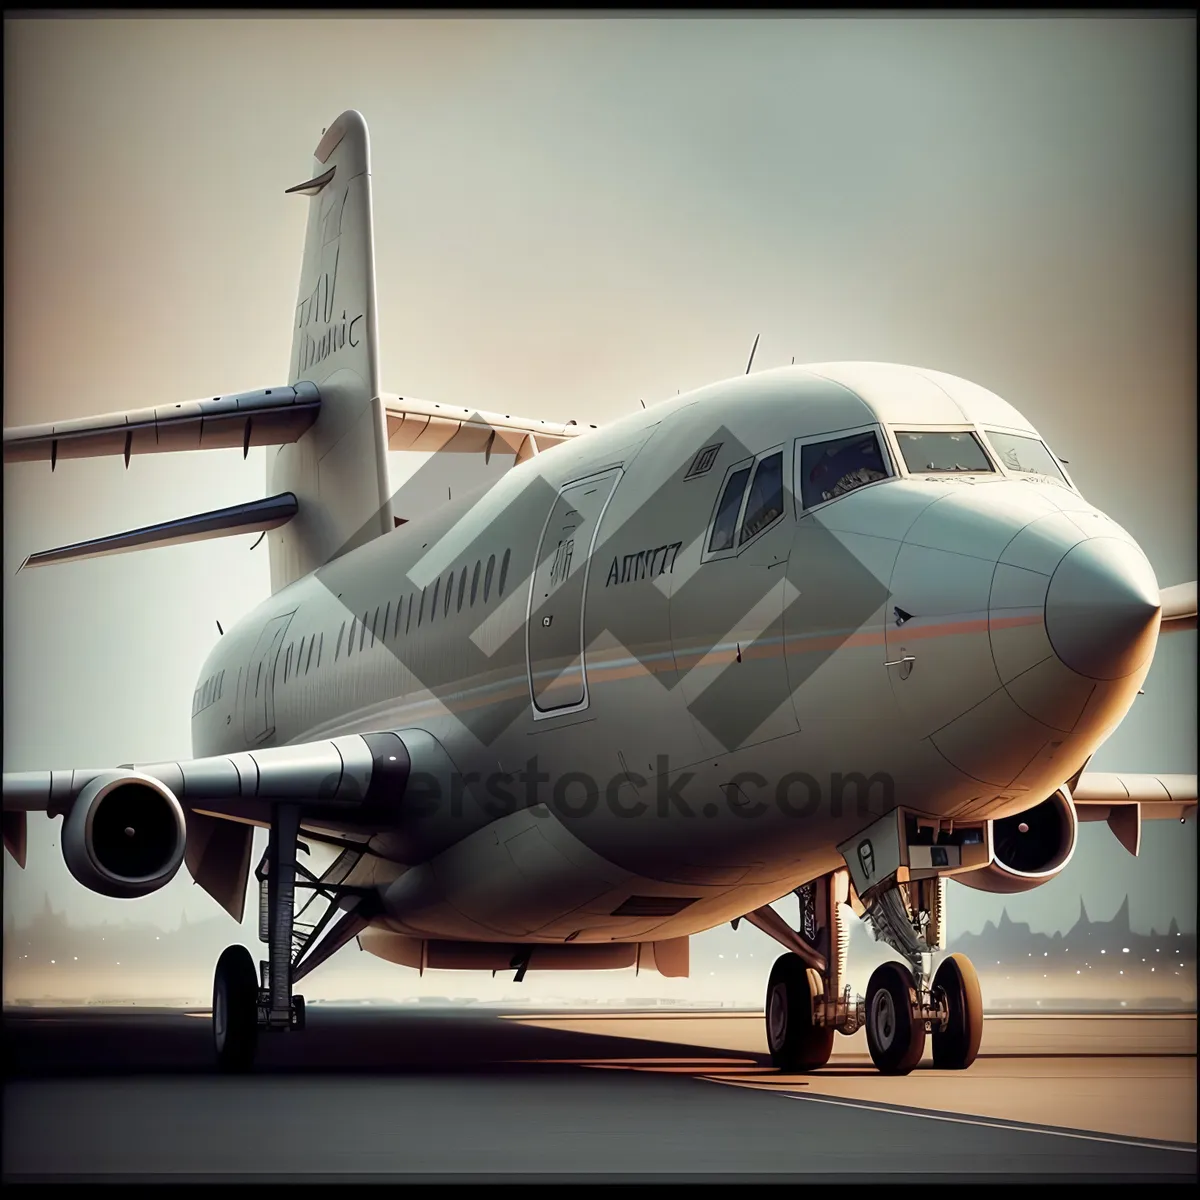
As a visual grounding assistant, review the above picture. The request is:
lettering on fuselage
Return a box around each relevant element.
[605,542,683,588]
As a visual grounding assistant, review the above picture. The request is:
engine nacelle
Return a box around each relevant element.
[956,789,1078,895]
[61,772,187,899]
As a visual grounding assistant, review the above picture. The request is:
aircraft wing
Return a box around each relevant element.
[2,384,322,467]
[383,395,594,464]
[0,730,452,919]
[1160,581,1197,633]
[1071,771,1197,856]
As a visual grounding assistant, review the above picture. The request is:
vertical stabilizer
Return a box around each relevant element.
[267,110,392,593]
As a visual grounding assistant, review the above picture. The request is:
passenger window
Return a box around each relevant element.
[383,602,391,642]
[471,561,480,606]
[283,648,290,684]
[371,606,380,645]
[317,631,324,669]
[430,581,439,623]
[335,622,346,661]
[484,554,495,602]
[444,572,454,617]
[457,566,467,613]
[708,465,752,553]
[740,452,784,544]
[419,587,426,626]
[305,636,315,674]
[360,612,368,652]
[297,638,305,673]
[800,431,889,509]
[406,594,414,634]
[499,548,511,596]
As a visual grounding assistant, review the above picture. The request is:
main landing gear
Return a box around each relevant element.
[752,807,988,1077]
[212,803,373,1072]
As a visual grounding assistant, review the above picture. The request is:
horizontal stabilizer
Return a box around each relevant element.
[1160,581,1197,633]
[4,383,321,467]
[384,395,594,463]
[19,493,298,570]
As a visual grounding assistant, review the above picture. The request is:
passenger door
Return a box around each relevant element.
[527,469,622,716]
[242,611,295,745]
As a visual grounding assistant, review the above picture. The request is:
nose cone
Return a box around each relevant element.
[1045,538,1161,680]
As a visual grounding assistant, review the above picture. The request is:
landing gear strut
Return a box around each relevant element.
[211,804,372,1071]
[843,808,988,1075]
[748,807,990,1076]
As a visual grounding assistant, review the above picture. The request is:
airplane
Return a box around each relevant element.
[3,110,1196,1077]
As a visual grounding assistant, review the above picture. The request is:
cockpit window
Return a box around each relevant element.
[708,464,752,553]
[984,430,1069,485]
[740,452,784,544]
[800,430,889,509]
[894,430,993,474]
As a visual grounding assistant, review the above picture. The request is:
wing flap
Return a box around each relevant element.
[19,493,298,570]
[3,384,321,466]
[1071,771,1196,857]
[384,395,592,458]
[184,809,256,922]
[1072,771,1197,813]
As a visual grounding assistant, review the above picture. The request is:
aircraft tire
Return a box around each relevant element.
[931,952,984,1070]
[865,961,925,1075]
[213,944,259,1073]
[765,953,835,1072]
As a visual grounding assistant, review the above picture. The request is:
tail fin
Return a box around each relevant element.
[268,110,393,593]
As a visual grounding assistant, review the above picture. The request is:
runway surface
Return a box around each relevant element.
[3,1006,1195,1182]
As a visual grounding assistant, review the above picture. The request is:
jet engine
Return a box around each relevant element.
[61,771,187,898]
[955,789,1078,895]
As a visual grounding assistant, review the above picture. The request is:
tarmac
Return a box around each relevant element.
[3,1006,1195,1182]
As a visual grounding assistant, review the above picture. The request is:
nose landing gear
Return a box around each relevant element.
[749,807,989,1077]
[845,809,987,1075]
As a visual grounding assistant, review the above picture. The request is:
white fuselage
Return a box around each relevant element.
[188,364,1160,945]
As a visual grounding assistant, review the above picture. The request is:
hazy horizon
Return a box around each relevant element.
[3,17,1196,991]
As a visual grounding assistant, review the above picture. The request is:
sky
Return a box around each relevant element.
[3,15,1196,987]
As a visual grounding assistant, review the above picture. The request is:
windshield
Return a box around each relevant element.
[800,430,889,508]
[894,430,994,474]
[985,430,1069,485]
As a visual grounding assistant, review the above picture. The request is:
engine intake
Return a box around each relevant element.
[956,789,1078,895]
[61,772,187,898]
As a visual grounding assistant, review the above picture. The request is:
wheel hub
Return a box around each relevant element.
[871,989,896,1050]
